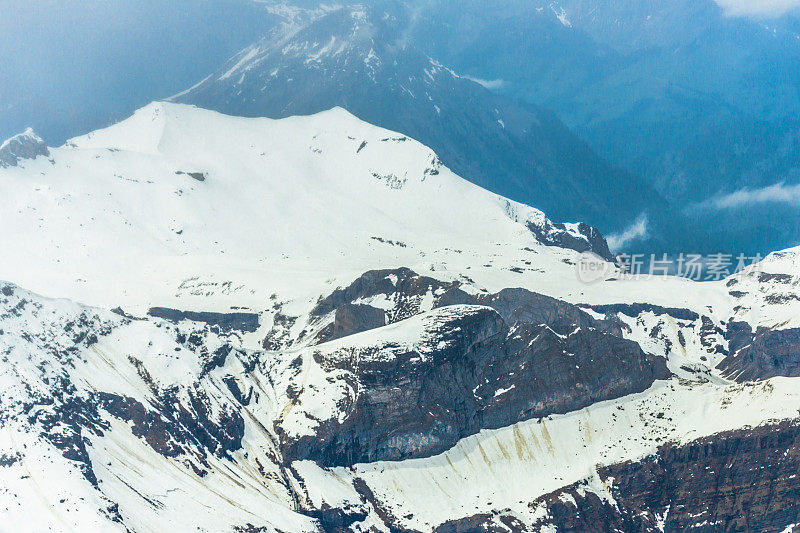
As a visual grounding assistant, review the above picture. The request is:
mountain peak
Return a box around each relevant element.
[0,128,49,168]
[203,4,410,89]
[173,4,680,247]
[69,101,176,154]
[0,102,615,308]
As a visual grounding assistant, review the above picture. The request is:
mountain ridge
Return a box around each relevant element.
[0,101,615,312]
[2,99,800,531]
[173,3,700,252]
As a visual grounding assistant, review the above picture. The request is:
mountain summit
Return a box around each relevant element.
[0,101,612,310]
[173,4,696,252]
[0,127,49,167]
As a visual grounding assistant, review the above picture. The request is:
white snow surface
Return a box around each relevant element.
[3,102,800,531]
[0,101,590,316]
[0,101,759,326]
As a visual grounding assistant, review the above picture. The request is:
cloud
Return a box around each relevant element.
[699,182,800,210]
[607,214,649,251]
[714,0,800,17]
[462,75,506,90]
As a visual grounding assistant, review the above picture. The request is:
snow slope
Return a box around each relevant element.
[0,101,740,320]
[3,102,800,531]
[0,101,607,315]
[3,275,800,531]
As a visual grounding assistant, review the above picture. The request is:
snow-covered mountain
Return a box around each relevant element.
[3,103,800,531]
[172,4,695,252]
[0,101,609,312]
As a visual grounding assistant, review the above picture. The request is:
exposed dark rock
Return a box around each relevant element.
[351,477,414,533]
[222,375,252,406]
[435,513,532,533]
[315,303,387,344]
[718,322,800,381]
[0,453,20,467]
[281,303,668,467]
[99,388,245,461]
[528,420,800,532]
[0,128,49,167]
[99,393,185,457]
[203,344,232,375]
[725,321,756,355]
[232,525,271,533]
[440,287,625,337]
[758,272,794,284]
[432,286,476,308]
[304,505,370,532]
[527,219,614,262]
[535,491,627,532]
[147,307,259,333]
[175,170,207,181]
[263,312,298,351]
[311,267,449,324]
[110,307,144,320]
[585,302,700,322]
[370,236,407,247]
[311,269,628,347]
[27,394,106,486]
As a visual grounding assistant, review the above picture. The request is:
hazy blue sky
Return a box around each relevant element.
[2,0,798,144]
[0,0,278,143]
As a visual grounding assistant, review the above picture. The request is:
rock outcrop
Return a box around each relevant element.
[278,272,670,467]
[147,307,260,333]
[718,322,800,382]
[0,128,49,167]
[530,420,800,532]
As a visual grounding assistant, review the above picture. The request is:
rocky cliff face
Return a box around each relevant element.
[432,420,800,532]
[521,420,800,532]
[271,268,668,467]
[716,259,800,382]
[718,322,800,382]
[0,128,49,167]
[282,303,668,467]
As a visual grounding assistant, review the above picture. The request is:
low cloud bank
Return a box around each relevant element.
[607,214,649,252]
[699,182,800,210]
[462,76,507,90]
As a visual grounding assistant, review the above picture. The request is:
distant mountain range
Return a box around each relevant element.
[406,0,800,254]
[7,0,799,254]
[173,3,703,253]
